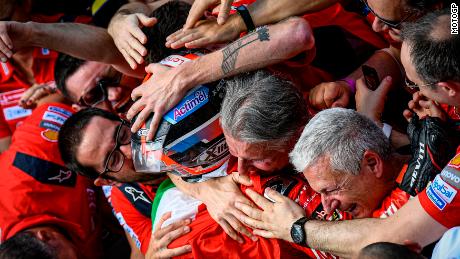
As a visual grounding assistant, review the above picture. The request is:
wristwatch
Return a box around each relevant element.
[236,5,256,32]
[290,216,308,245]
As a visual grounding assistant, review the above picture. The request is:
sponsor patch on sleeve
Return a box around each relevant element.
[431,174,457,203]
[441,166,460,189]
[39,121,61,132]
[47,106,72,118]
[448,153,460,169]
[3,106,32,121]
[426,184,447,210]
[42,111,68,125]
[41,129,59,142]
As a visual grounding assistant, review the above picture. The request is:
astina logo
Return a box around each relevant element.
[164,86,209,124]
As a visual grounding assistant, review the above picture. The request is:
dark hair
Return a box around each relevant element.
[0,232,56,259]
[221,70,309,147]
[404,0,455,13]
[58,107,119,179]
[143,0,191,64]
[54,53,85,100]
[401,8,460,88]
[357,242,424,259]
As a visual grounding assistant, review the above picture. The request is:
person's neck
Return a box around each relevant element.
[385,153,409,184]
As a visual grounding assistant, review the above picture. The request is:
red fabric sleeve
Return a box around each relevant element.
[110,187,153,254]
[418,150,460,228]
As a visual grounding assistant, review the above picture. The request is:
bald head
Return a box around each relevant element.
[429,13,452,40]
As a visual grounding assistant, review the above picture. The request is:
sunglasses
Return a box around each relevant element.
[360,0,414,29]
[77,77,120,107]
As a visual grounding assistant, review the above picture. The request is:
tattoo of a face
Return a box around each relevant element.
[221,26,270,75]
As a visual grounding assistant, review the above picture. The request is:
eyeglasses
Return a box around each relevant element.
[99,120,131,179]
[77,77,120,107]
[360,0,414,29]
[404,77,438,90]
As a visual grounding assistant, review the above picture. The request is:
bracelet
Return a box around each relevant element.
[236,5,256,32]
[382,123,392,139]
[339,78,356,94]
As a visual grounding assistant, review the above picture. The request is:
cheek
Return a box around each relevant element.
[252,159,281,172]
[115,160,136,180]
[252,156,288,171]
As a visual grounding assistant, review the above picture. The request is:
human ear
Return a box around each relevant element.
[437,82,458,98]
[362,150,383,178]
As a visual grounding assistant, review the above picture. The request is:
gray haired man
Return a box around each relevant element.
[220,70,309,174]
[289,108,408,218]
[235,108,414,255]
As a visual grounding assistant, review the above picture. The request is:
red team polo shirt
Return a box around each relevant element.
[108,166,408,258]
[169,173,409,259]
[418,147,460,229]
[0,14,91,139]
[0,48,58,138]
[103,183,158,254]
[0,103,101,258]
[104,157,238,255]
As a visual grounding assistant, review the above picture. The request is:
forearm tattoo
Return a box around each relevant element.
[221,26,270,75]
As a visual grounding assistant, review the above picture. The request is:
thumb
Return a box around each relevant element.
[331,92,350,108]
[145,63,158,74]
[403,109,413,122]
[376,76,393,96]
[137,14,158,27]
[217,1,233,25]
[418,99,434,109]
[232,172,252,186]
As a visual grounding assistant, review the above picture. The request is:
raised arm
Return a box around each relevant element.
[1,21,144,78]
[166,0,338,49]
[235,188,447,258]
[127,17,314,140]
[303,197,446,257]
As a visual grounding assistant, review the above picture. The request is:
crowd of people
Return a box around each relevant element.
[0,0,458,258]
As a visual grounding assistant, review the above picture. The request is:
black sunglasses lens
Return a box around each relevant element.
[361,0,401,28]
[83,85,105,106]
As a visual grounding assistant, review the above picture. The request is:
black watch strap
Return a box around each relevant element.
[236,5,256,32]
[290,216,308,246]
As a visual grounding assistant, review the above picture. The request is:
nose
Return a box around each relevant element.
[371,17,388,33]
[95,100,114,113]
[119,143,132,160]
[237,157,251,174]
[107,86,123,102]
[321,194,340,214]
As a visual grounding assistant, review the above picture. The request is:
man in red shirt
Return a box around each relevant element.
[58,71,411,258]
[164,108,410,259]
[0,94,102,258]
[0,0,94,152]
[230,9,460,258]
[0,13,57,152]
